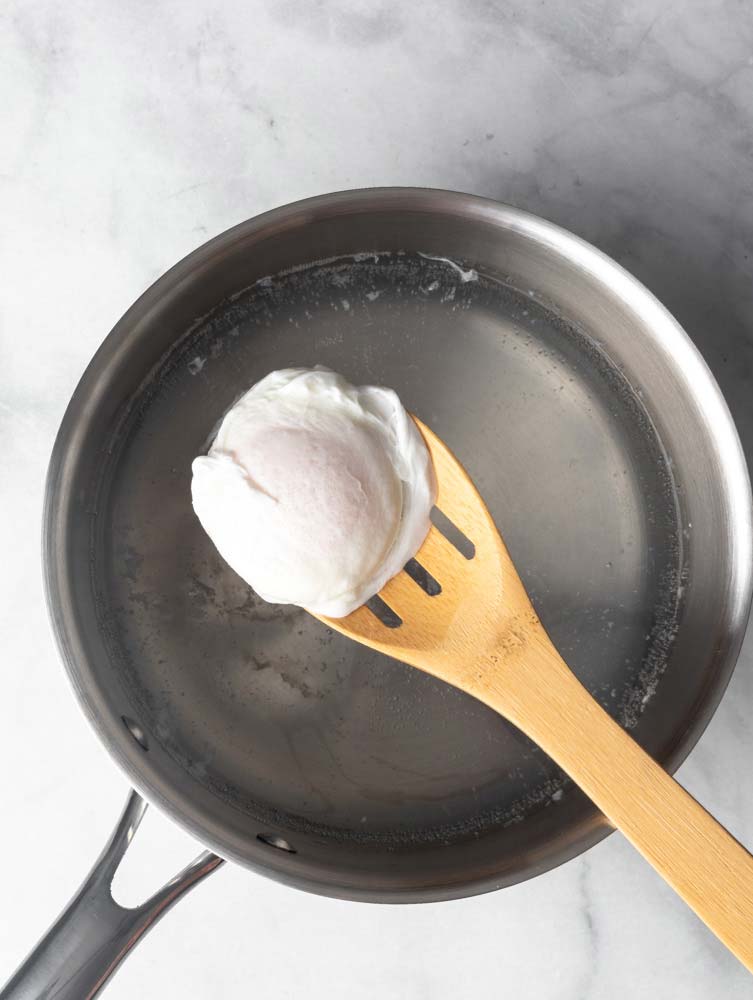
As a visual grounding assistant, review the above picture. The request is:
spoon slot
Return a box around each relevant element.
[365,594,403,628]
[430,506,475,560]
[403,558,442,596]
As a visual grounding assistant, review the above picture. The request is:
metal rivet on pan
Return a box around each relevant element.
[257,833,296,853]
[122,716,149,751]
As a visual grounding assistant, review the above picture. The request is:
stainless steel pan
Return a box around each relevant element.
[4,189,751,998]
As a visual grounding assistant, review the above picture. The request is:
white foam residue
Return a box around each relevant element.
[641,680,658,708]
[418,252,478,282]
[187,356,206,375]
[366,290,381,301]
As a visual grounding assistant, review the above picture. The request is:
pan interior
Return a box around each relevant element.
[96,251,682,846]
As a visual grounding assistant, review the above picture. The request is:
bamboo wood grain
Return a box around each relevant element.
[318,419,753,971]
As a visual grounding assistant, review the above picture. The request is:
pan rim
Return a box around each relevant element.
[43,187,753,902]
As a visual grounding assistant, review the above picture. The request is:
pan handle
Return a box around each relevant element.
[0,789,223,1000]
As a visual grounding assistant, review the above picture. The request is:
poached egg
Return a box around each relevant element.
[191,368,435,617]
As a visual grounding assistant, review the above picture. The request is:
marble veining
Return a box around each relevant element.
[2,1,752,996]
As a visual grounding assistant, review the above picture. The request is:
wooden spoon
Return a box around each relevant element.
[317,418,753,971]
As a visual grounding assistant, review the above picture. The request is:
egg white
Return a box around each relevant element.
[191,368,435,617]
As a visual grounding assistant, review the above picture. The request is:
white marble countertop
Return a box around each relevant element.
[2,1,753,996]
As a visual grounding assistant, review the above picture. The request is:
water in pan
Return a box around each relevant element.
[96,252,682,843]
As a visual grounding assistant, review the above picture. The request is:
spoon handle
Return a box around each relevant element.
[476,639,753,972]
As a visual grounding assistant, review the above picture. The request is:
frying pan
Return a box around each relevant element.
[4,189,751,998]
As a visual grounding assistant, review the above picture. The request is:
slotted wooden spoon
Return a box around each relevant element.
[318,418,753,971]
